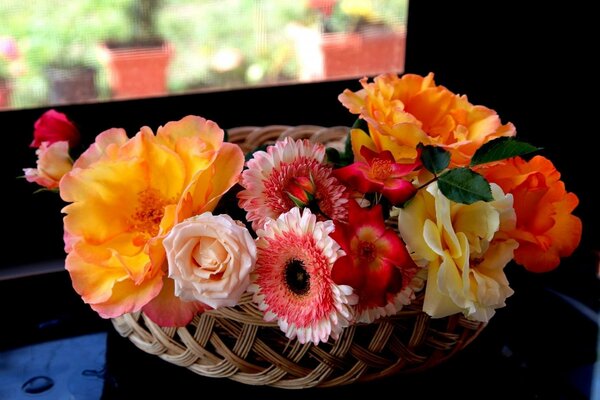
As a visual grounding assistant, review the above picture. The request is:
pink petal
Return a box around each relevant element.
[376,230,413,267]
[74,128,128,169]
[334,162,382,194]
[331,255,362,289]
[331,220,351,252]
[347,202,386,235]
[389,159,421,177]
[382,179,417,204]
[359,261,400,307]
[142,277,206,327]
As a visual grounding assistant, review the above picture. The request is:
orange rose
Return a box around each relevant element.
[339,73,515,166]
[60,116,244,325]
[481,156,582,272]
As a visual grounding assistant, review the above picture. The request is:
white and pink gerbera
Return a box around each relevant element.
[249,207,357,345]
[237,137,348,231]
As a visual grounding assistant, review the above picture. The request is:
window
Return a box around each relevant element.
[0,0,408,111]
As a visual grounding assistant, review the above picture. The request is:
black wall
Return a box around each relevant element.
[2,0,597,271]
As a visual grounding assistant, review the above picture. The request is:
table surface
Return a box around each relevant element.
[1,253,598,399]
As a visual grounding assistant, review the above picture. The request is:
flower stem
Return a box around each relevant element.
[416,175,439,191]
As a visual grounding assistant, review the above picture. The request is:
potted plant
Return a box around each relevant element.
[43,44,99,105]
[301,0,408,79]
[24,4,104,105]
[102,0,172,98]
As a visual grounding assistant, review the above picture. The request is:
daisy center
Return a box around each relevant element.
[130,188,171,237]
[371,159,392,181]
[357,241,376,262]
[284,258,311,296]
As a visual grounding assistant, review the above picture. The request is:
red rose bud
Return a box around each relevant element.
[30,109,80,148]
[286,175,317,208]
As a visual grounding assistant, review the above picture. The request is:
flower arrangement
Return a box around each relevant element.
[24,73,582,347]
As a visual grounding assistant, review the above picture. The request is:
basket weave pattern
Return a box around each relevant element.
[111,125,485,389]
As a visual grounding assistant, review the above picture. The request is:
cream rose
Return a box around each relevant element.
[23,141,73,189]
[397,182,519,322]
[164,212,257,309]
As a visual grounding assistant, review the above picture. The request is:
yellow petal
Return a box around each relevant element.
[350,128,377,162]
[397,190,437,264]
[66,249,128,305]
[136,128,186,200]
[179,142,244,218]
[156,115,223,153]
[90,272,164,318]
[438,251,469,310]
[61,158,147,242]
[423,219,443,256]
[429,184,461,259]
[453,202,500,255]
[422,258,463,318]
[74,128,128,169]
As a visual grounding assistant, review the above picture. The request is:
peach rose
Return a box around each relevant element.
[164,212,256,309]
[480,156,582,272]
[24,141,72,189]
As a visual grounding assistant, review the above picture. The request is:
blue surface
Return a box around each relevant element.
[0,333,106,400]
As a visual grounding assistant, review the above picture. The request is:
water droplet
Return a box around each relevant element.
[82,367,106,378]
[21,375,54,394]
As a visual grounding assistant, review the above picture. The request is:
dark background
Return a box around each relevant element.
[1,1,598,269]
[1,1,598,398]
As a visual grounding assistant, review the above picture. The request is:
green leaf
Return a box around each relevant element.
[326,147,341,164]
[343,129,353,160]
[437,168,493,204]
[33,187,59,194]
[470,137,540,166]
[352,118,369,133]
[420,144,450,174]
[326,130,355,168]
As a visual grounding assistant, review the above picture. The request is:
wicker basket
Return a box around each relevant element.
[111,125,486,389]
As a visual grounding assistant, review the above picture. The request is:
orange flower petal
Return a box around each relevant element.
[481,156,582,272]
[179,142,244,218]
[91,273,164,319]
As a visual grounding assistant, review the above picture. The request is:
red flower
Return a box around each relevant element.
[286,174,317,208]
[334,146,418,205]
[30,109,80,148]
[331,201,417,321]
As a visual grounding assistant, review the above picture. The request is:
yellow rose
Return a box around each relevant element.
[397,183,518,322]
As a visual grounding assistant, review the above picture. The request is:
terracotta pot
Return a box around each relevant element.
[103,44,172,98]
[320,30,406,79]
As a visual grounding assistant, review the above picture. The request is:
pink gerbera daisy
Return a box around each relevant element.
[238,137,348,231]
[249,207,357,345]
